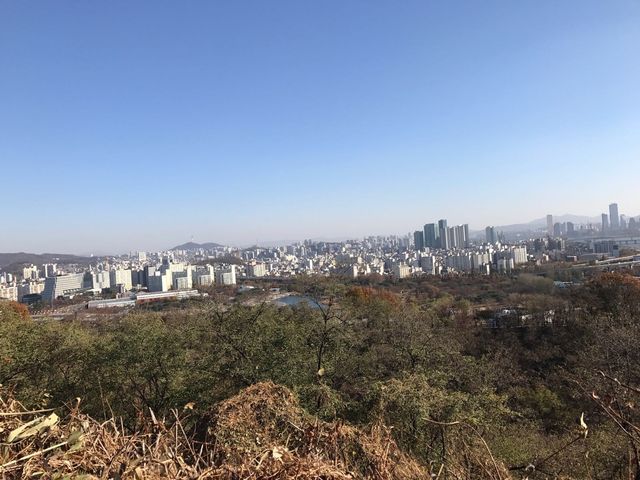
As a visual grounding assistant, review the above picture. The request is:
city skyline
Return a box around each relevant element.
[1,205,638,256]
[3,198,640,303]
[2,1,640,253]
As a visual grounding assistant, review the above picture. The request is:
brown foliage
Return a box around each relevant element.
[346,287,400,307]
[583,272,640,320]
[0,301,30,322]
[0,382,428,479]
[205,382,426,479]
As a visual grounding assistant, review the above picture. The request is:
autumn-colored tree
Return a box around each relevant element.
[346,286,400,306]
[582,272,640,324]
[0,301,31,321]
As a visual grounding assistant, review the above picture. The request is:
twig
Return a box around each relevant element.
[599,371,640,395]
[465,423,503,480]
[0,440,68,470]
[422,417,503,480]
[423,418,462,427]
[0,408,55,417]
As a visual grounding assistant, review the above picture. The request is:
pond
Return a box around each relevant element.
[272,295,324,309]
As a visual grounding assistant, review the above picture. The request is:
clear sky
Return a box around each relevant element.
[1,1,639,253]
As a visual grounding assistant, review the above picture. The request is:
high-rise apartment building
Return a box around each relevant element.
[423,223,438,248]
[247,262,267,277]
[110,269,133,291]
[392,263,411,279]
[447,226,467,250]
[420,255,436,275]
[18,281,45,301]
[215,265,237,285]
[609,203,620,229]
[0,285,18,302]
[22,265,39,281]
[148,271,172,292]
[438,219,449,250]
[446,227,456,249]
[93,271,111,290]
[485,226,498,244]
[43,263,57,278]
[553,223,562,237]
[453,224,469,249]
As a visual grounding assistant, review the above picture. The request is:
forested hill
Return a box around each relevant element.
[2,272,640,477]
[170,241,224,250]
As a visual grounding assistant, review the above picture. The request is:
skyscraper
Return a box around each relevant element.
[609,203,620,229]
[546,214,553,235]
[447,227,457,249]
[438,219,449,250]
[553,223,562,237]
[451,225,467,250]
[413,230,425,251]
[601,213,609,232]
[423,223,438,248]
[485,226,498,245]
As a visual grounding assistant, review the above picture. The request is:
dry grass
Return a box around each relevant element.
[0,382,428,479]
[1,382,513,479]
[0,391,212,479]
[205,382,426,479]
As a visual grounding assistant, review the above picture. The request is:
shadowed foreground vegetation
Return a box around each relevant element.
[1,272,640,478]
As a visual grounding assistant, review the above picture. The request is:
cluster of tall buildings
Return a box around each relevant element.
[600,202,637,232]
[442,246,527,274]
[545,214,575,238]
[404,217,528,276]
[413,219,470,251]
[544,202,638,239]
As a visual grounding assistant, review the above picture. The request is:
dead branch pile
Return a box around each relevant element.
[0,388,214,479]
[0,382,427,479]
[205,382,426,479]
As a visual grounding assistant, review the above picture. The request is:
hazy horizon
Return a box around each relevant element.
[2,1,639,253]
[2,211,635,256]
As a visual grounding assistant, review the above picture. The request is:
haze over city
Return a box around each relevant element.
[2,1,639,253]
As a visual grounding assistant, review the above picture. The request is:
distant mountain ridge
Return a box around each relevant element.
[171,241,224,251]
[0,252,93,270]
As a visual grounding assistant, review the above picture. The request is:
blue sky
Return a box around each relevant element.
[1,1,639,253]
